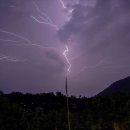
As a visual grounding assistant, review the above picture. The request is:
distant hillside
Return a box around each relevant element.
[98,76,130,95]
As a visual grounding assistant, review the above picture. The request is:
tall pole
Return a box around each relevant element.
[66,76,71,130]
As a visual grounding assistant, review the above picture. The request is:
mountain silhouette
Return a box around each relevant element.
[98,76,130,95]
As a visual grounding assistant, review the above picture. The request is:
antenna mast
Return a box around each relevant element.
[65,76,71,130]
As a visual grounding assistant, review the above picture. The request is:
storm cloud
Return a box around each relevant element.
[0,0,130,96]
[58,0,130,96]
[0,0,66,94]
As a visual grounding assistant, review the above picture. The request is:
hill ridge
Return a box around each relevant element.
[98,76,130,95]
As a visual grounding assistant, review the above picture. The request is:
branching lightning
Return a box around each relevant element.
[31,2,72,130]
[0,1,73,130]
[31,0,72,74]
[0,28,31,44]
[0,0,72,74]
[0,56,18,62]
[0,38,19,43]
[58,0,67,9]
[0,54,25,62]
[31,16,59,30]
[3,42,58,51]
[0,29,60,63]
[0,27,58,50]
[31,1,59,30]
[57,0,72,74]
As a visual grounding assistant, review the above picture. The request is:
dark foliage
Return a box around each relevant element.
[0,91,130,130]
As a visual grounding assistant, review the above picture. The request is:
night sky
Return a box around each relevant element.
[0,0,130,96]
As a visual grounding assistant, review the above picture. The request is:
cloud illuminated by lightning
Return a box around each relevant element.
[0,0,72,75]
[0,0,76,75]
[31,0,72,74]
[57,0,72,74]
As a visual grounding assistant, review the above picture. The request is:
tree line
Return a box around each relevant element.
[0,91,130,130]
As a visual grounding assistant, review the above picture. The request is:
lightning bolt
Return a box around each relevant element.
[56,0,72,75]
[0,28,58,51]
[31,0,72,75]
[2,42,58,50]
[0,57,18,62]
[0,28,61,64]
[0,1,72,75]
[31,16,59,30]
[0,28,31,44]
[63,45,71,75]
[58,0,67,9]
[58,0,75,16]
[0,54,26,62]
[0,38,19,43]
[31,1,59,30]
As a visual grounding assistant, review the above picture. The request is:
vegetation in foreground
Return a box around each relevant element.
[0,91,130,130]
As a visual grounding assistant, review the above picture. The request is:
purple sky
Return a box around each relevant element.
[0,0,130,96]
